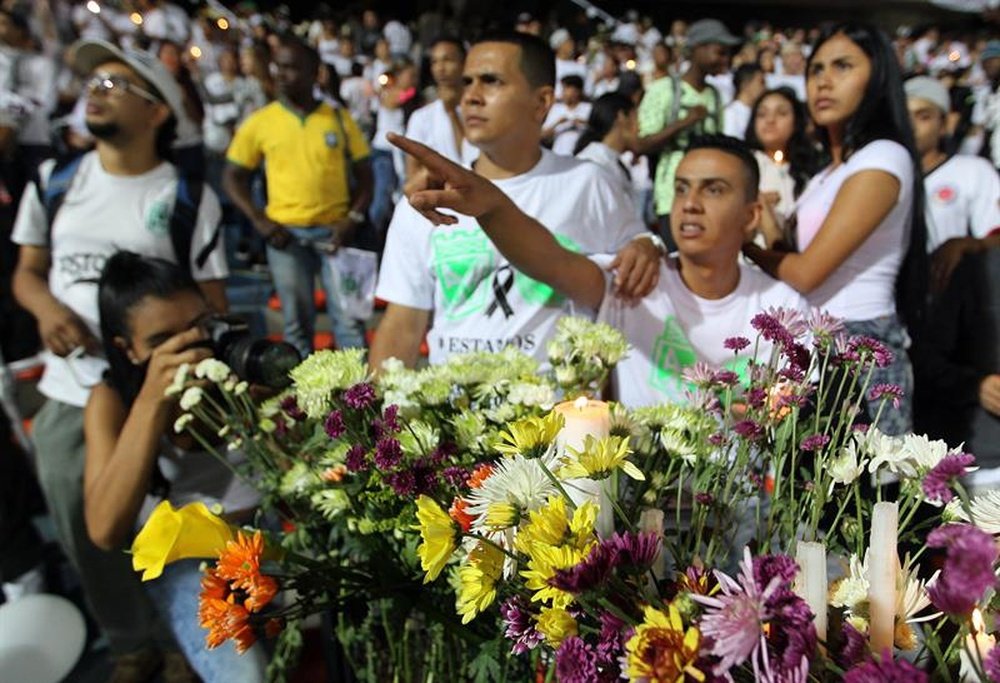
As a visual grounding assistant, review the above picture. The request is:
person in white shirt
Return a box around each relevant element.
[724,63,765,139]
[574,92,638,200]
[383,17,412,60]
[766,42,807,101]
[550,28,586,101]
[542,75,591,156]
[371,32,660,369]
[905,76,1000,291]
[135,0,190,47]
[404,37,474,182]
[391,133,809,407]
[743,24,928,435]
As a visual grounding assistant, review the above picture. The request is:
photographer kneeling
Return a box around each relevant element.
[83,251,267,682]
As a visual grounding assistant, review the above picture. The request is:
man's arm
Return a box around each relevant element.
[388,133,606,310]
[196,279,227,313]
[12,245,97,356]
[632,106,708,156]
[221,162,290,249]
[369,303,430,370]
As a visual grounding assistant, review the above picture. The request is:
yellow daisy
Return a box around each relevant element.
[414,495,458,583]
[560,435,645,481]
[493,412,564,459]
[625,604,705,682]
[456,542,504,624]
[520,542,589,609]
[535,606,578,648]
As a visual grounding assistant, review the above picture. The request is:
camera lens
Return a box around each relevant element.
[222,337,301,389]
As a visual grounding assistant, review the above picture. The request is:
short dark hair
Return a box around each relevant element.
[474,31,555,88]
[279,34,321,75]
[733,63,762,94]
[428,35,466,58]
[98,251,201,408]
[560,74,584,90]
[685,134,760,201]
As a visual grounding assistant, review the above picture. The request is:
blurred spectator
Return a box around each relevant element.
[767,41,806,100]
[724,63,765,139]
[551,28,585,101]
[574,92,638,199]
[383,15,412,60]
[543,74,591,156]
[135,0,190,47]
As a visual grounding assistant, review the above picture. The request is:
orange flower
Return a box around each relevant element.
[467,463,494,489]
[214,530,278,611]
[322,464,348,482]
[198,568,258,653]
[449,497,475,532]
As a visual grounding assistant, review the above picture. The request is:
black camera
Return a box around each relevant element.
[202,315,301,390]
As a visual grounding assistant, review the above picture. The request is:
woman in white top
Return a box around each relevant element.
[743,86,821,239]
[84,253,266,682]
[743,23,929,434]
[573,92,638,200]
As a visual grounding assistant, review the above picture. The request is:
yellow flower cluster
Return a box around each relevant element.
[493,412,564,459]
[560,435,645,482]
[456,542,504,624]
[625,605,705,682]
[414,495,458,583]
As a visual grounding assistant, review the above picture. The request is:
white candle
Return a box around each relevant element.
[868,502,899,654]
[554,397,613,537]
[794,541,828,643]
[961,609,996,682]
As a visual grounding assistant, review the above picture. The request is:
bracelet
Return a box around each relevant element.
[632,231,667,256]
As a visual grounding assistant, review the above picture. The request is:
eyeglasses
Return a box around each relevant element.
[85,73,162,105]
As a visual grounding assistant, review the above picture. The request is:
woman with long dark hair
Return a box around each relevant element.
[573,92,638,196]
[743,22,929,434]
[743,86,822,244]
[83,252,265,681]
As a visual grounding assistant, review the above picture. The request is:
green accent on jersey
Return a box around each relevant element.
[649,315,698,395]
[515,234,581,305]
[431,228,496,321]
[146,199,171,236]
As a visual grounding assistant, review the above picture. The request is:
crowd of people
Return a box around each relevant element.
[0,1,998,681]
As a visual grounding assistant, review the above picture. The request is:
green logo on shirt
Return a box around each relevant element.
[145,200,170,236]
[649,316,752,396]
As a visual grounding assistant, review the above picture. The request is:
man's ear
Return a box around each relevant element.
[744,198,763,239]
[535,85,555,123]
[151,103,172,130]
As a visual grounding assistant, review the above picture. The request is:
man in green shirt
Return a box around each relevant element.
[636,19,738,245]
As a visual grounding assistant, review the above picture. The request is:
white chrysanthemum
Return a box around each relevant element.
[828,438,866,492]
[898,558,939,624]
[830,553,869,610]
[951,489,1000,535]
[398,420,440,456]
[179,386,204,410]
[194,358,232,383]
[898,433,952,472]
[173,413,194,433]
[830,552,938,625]
[465,455,560,532]
[165,362,190,396]
[234,381,248,396]
[864,428,913,476]
[289,349,368,418]
[507,382,555,409]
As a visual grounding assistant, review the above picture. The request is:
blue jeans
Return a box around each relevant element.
[844,315,913,436]
[266,226,367,357]
[368,148,397,236]
[145,560,268,683]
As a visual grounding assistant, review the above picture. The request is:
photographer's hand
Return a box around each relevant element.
[135,327,214,412]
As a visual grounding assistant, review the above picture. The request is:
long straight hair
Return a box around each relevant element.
[807,22,928,330]
[572,92,635,156]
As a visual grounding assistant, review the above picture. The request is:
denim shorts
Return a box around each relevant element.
[843,315,913,436]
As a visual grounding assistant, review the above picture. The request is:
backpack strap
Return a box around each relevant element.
[169,173,215,275]
[33,154,86,244]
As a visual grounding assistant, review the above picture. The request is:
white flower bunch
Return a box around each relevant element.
[547,317,629,392]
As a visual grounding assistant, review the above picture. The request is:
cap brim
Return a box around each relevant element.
[71,40,128,78]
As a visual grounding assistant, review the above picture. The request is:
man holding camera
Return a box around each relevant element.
[11,40,226,681]
[223,38,374,358]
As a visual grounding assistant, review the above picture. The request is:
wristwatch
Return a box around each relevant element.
[347,209,366,225]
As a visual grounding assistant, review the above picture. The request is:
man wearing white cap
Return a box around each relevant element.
[10,39,228,682]
[906,75,1000,291]
[635,18,738,246]
[550,27,585,101]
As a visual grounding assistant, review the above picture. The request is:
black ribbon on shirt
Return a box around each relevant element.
[486,264,515,319]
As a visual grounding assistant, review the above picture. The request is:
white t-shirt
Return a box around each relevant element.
[924,155,1000,252]
[404,99,477,167]
[599,259,811,407]
[544,101,592,156]
[11,152,227,408]
[375,149,645,364]
[795,140,913,321]
[754,150,797,224]
[577,142,631,198]
[724,100,751,140]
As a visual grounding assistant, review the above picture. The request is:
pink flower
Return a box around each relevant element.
[843,651,928,682]
[922,453,976,504]
[800,434,831,452]
[926,523,998,615]
[724,336,751,352]
[869,383,904,409]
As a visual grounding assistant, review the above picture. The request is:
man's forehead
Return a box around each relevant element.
[677,149,741,180]
[93,59,147,86]
[465,42,519,71]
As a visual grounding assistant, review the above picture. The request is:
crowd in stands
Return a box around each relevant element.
[0,1,998,681]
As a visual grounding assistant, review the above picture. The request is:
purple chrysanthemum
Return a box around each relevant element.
[500,596,544,655]
[373,404,402,439]
[344,444,368,472]
[800,434,831,452]
[767,306,808,338]
[555,636,597,683]
[808,310,845,341]
[441,465,469,488]
[839,622,869,669]
[696,492,714,506]
[324,410,346,439]
[279,395,306,421]
[926,523,998,615]
[343,382,377,410]
[713,370,740,386]
[843,651,928,683]
[385,469,416,497]
[373,437,403,469]
[753,554,799,589]
[869,383,904,409]
[683,361,717,387]
[430,441,459,465]
[551,544,616,594]
[733,419,764,441]
[596,610,626,663]
[922,453,976,504]
[607,531,660,570]
[846,336,894,368]
[724,336,751,352]
[985,644,1000,683]
[751,312,795,348]
[747,388,767,408]
[782,342,811,372]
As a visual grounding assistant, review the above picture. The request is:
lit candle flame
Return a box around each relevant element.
[949,50,960,62]
[217,18,230,31]
[190,46,202,59]
[86,1,101,14]
[130,12,143,25]
[973,608,986,633]
[625,59,636,70]
[773,150,784,164]
[573,396,589,410]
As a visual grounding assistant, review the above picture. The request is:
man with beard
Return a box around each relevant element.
[11,40,226,682]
